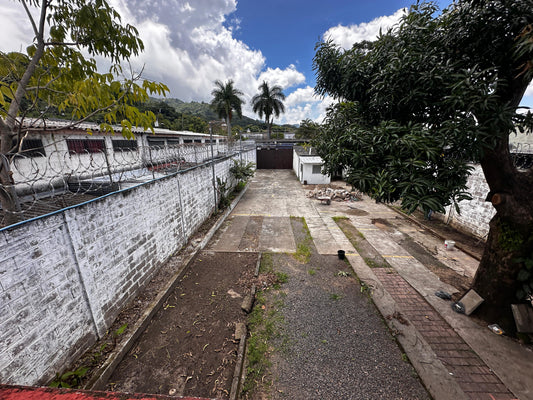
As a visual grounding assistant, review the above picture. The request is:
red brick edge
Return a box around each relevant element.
[0,385,214,400]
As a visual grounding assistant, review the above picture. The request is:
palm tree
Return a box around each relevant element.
[251,81,286,139]
[210,79,245,137]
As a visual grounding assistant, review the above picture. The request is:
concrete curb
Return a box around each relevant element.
[229,327,248,400]
[86,184,250,391]
[230,253,261,400]
[346,254,469,400]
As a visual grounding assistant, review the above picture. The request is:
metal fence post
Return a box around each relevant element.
[102,149,114,184]
[210,127,218,213]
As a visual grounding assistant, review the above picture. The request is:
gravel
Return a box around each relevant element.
[261,218,431,400]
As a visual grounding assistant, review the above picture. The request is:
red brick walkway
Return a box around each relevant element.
[372,268,518,400]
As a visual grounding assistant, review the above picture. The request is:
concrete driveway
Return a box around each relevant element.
[208,169,528,400]
[209,169,345,255]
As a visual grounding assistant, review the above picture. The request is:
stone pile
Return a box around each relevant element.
[307,187,362,202]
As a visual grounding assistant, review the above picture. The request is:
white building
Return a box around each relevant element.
[293,146,330,185]
[8,119,227,198]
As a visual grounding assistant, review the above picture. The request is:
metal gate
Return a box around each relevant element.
[256,147,293,169]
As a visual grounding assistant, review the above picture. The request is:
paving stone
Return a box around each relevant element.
[373,268,516,399]
[460,289,485,316]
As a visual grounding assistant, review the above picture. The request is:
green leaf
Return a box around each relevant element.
[115,323,128,336]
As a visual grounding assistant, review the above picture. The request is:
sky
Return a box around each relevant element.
[1,0,532,126]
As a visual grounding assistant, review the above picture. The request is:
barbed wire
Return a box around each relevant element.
[2,140,531,227]
[1,141,255,227]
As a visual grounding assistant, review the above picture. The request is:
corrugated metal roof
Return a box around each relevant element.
[18,118,224,138]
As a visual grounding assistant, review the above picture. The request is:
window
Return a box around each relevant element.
[12,138,45,157]
[67,139,105,154]
[194,139,202,143]
[312,164,322,174]
[183,139,193,144]
[112,139,138,152]
[148,138,165,148]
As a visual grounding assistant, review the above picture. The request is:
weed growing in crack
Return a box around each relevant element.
[329,293,343,301]
[243,254,288,397]
[290,216,313,263]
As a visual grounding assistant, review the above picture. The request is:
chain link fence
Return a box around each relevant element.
[1,140,255,227]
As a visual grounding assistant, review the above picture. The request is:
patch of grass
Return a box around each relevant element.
[334,218,392,270]
[308,269,316,276]
[243,291,272,394]
[294,243,311,263]
[259,253,274,274]
[329,293,343,301]
[273,271,289,289]
[275,271,289,283]
[332,216,348,221]
[401,353,409,363]
[291,216,313,263]
[243,256,289,396]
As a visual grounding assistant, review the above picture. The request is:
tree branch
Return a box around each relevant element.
[20,0,39,38]
[4,0,48,136]
[44,41,81,46]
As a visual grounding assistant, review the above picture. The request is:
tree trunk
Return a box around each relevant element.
[472,213,533,333]
[267,117,271,140]
[0,122,21,225]
[472,133,533,333]
[0,1,48,226]
[0,155,21,226]
[226,116,231,137]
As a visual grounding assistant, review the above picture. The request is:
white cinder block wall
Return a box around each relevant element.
[0,150,255,386]
[436,164,495,240]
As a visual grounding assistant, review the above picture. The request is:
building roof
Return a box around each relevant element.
[18,118,224,139]
[299,156,324,164]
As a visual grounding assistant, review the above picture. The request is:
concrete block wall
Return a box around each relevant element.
[0,149,255,386]
[0,216,96,386]
[437,164,495,240]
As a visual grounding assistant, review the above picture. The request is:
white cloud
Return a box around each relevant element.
[278,86,335,125]
[257,65,305,91]
[0,1,404,127]
[323,8,406,50]
[107,0,314,122]
[0,3,37,53]
[0,0,302,112]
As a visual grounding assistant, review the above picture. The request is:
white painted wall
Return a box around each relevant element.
[0,149,255,386]
[301,162,331,185]
[292,150,330,185]
[436,164,494,239]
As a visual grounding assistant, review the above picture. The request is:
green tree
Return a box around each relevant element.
[295,119,322,140]
[210,79,244,137]
[139,100,208,133]
[251,81,286,139]
[0,0,168,224]
[313,0,533,330]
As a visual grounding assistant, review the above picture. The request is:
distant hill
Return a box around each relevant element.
[159,98,264,129]
[147,97,296,133]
